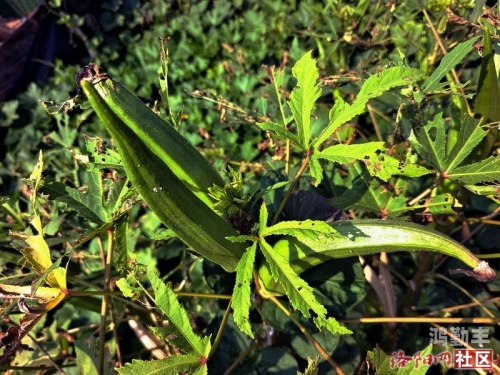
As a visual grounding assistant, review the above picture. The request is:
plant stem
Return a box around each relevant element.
[271,152,310,225]
[98,229,114,375]
[209,298,233,360]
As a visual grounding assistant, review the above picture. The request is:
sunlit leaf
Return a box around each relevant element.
[288,51,322,149]
[314,143,431,182]
[447,156,500,184]
[232,242,257,337]
[142,268,209,356]
[445,116,487,171]
[314,67,424,147]
[117,354,203,375]
[259,239,326,319]
[422,36,480,93]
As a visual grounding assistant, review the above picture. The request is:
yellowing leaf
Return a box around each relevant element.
[10,215,67,290]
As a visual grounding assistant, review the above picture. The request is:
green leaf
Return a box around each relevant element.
[75,338,103,375]
[232,242,257,337]
[256,121,302,149]
[117,354,203,375]
[261,219,339,240]
[259,201,269,232]
[40,179,108,225]
[142,268,209,356]
[413,113,447,170]
[314,143,431,182]
[313,67,424,147]
[422,36,480,93]
[259,239,326,319]
[313,316,351,335]
[84,135,123,171]
[447,156,500,184]
[411,193,459,215]
[445,116,487,171]
[308,155,324,184]
[288,51,322,149]
[114,213,133,273]
[116,275,142,299]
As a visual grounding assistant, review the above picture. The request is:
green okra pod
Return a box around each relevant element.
[259,220,496,295]
[80,78,247,272]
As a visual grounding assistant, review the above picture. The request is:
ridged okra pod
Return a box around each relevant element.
[79,76,247,272]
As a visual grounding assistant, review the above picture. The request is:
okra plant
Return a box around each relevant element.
[6,28,498,374]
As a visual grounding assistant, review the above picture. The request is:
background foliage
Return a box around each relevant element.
[0,0,499,374]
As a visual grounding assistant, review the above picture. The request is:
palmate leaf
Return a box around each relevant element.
[422,36,480,93]
[313,67,424,147]
[40,174,108,225]
[445,116,487,171]
[232,242,258,337]
[447,156,500,184]
[312,143,431,185]
[405,113,487,176]
[288,50,322,149]
[413,113,447,170]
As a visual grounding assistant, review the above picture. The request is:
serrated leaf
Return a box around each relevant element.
[143,268,208,356]
[314,67,424,147]
[105,178,130,215]
[422,36,480,93]
[447,156,500,184]
[261,220,339,240]
[117,354,202,375]
[288,51,322,149]
[40,179,108,225]
[314,143,431,182]
[414,112,447,170]
[313,316,351,335]
[445,116,487,171]
[259,239,326,319]
[232,242,257,337]
[308,155,323,185]
[256,121,302,149]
